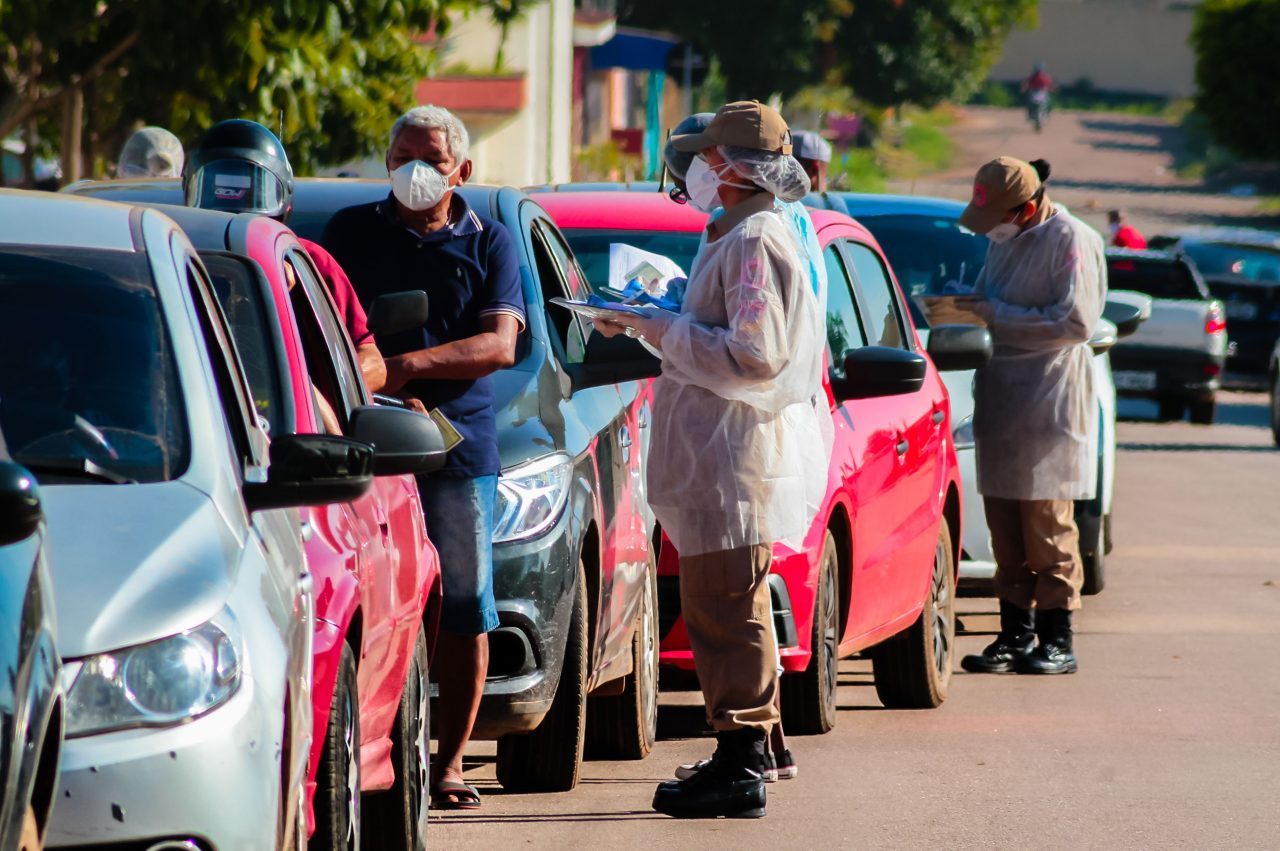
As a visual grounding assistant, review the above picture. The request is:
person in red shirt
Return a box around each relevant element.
[1022,62,1054,95]
[183,119,387,391]
[1108,209,1148,249]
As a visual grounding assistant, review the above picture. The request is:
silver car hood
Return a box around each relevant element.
[41,481,239,659]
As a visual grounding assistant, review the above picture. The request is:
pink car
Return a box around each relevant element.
[166,205,445,849]
[538,190,989,733]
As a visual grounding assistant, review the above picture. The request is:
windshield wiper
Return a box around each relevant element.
[17,456,137,485]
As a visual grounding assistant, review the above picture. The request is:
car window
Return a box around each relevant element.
[201,253,288,436]
[0,246,189,483]
[859,214,989,328]
[561,229,703,294]
[530,220,587,365]
[183,257,262,470]
[1107,258,1207,300]
[287,249,366,415]
[1182,242,1280,283]
[845,241,907,349]
[823,242,869,363]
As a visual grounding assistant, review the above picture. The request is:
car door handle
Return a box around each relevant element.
[896,438,910,457]
[932,409,945,426]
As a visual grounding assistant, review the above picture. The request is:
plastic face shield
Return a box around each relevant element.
[186,159,286,217]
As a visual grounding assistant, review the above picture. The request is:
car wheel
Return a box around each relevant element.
[1271,374,1280,446]
[496,558,587,792]
[586,551,659,759]
[1077,508,1106,596]
[1104,512,1114,556]
[871,517,955,709]
[1157,396,1186,422]
[363,628,429,851]
[311,642,360,851]
[1189,396,1216,425]
[781,529,839,734]
[17,804,38,851]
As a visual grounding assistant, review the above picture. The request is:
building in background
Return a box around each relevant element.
[989,0,1201,97]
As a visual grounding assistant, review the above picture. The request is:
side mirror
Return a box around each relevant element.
[566,332,662,394]
[1102,299,1146,338]
[368,291,430,337]
[830,346,927,402]
[348,404,449,476]
[926,324,993,371]
[0,462,42,546]
[244,434,375,512]
[1089,318,1119,354]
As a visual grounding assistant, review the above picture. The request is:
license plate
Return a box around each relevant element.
[1225,301,1258,320]
[1114,370,1157,391]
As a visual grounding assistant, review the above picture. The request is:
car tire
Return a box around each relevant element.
[17,804,38,851]
[362,628,429,851]
[586,552,659,760]
[1189,397,1216,425]
[871,517,955,709]
[1077,508,1106,596]
[1270,374,1280,446]
[311,642,360,851]
[496,559,588,792]
[780,530,839,735]
[1157,396,1186,422]
[1104,512,1114,556]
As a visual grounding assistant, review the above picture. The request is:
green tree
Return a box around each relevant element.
[0,0,464,180]
[1192,0,1280,162]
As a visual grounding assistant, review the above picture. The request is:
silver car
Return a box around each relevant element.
[0,190,373,850]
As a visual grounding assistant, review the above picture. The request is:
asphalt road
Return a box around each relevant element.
[430,393,1280,850]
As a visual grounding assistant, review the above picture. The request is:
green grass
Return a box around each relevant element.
[835,148,886,193]
[1259,197,1280,214]
[968,80,1170,115]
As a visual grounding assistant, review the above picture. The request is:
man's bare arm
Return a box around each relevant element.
[381,314,520,394]
[357,343,387,393]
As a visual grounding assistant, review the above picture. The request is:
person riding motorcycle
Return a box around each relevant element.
[1021,63,1055,132]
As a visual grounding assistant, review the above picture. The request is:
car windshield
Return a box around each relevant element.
[856,214,989,327]
[1107,257,1205,299]
[560,228,702,293]
[1181,242,1280,283]
[0,247,189,483]
[200,253,287,436]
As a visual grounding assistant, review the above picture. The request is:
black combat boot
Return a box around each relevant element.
[960,600,1036,673]
[652,728,767,819]
[1017,607,1077,675]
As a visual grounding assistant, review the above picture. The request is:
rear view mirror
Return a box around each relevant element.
[567,332,662,394]
[926,324,993,371]
[368,291,430,337]
[0,462,42,546]
[348,404,449,476]
[245,434,375,512]
[1103,298,1146,338]
[830,346,927,402]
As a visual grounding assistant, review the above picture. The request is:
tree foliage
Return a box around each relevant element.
[0,0,459,174]
[618,0,1036,109]
[1192,0,1280,162]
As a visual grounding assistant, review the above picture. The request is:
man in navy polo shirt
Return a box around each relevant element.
[322,105,525,809]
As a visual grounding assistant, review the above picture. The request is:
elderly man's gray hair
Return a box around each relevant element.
[389,105,470,163]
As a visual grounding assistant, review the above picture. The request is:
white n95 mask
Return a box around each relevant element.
[390,160,459,211]
[684,157,725,214]
[986,222,1022,244]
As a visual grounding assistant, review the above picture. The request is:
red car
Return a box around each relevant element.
[537,189,988,733]
[160,204,446,849]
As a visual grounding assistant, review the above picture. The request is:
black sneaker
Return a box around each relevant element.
[772,748,797,781]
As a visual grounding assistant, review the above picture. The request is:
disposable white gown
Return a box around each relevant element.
[649,200,830,557]
[972,206,1108,501]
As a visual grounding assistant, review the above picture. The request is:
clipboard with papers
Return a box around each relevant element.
[549,297,679,325]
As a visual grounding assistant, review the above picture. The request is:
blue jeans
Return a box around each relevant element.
[419,474,500,635]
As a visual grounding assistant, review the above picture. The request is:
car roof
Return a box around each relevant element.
[0,188,138,251]
[1106,247,1179,263]
[1159,226,1280,249]
[534,190,709,232]
[826,192,968,218]
[527,181,662,194]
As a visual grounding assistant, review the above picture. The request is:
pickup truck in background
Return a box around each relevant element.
[1106,249,1228,424]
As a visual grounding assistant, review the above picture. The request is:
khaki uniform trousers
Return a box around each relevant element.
[679,544,779,734]
[984,497,1083,611]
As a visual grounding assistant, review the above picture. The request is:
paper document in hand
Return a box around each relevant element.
[914,295,989,327]
[427,408,465,452]
[608,243,687,295]
[549,297,678,325]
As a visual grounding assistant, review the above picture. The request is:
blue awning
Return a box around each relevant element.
[589,27,680,71]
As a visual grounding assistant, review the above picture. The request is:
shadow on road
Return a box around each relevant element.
[656,704,712,741]
[437,810,666,824]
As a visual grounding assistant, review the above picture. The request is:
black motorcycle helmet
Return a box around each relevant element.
[184,119,293,220]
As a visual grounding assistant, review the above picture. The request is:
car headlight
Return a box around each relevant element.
[952,415,975,450]
[66,617,241,737]
[493,453,574,544]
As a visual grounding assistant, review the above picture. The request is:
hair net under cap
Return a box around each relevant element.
[719,145,811,203]
[663,113,714,181]
[791,130,832,164]
[118,127,184,178]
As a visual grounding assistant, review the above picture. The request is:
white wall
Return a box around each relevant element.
[990,0,1200,97]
